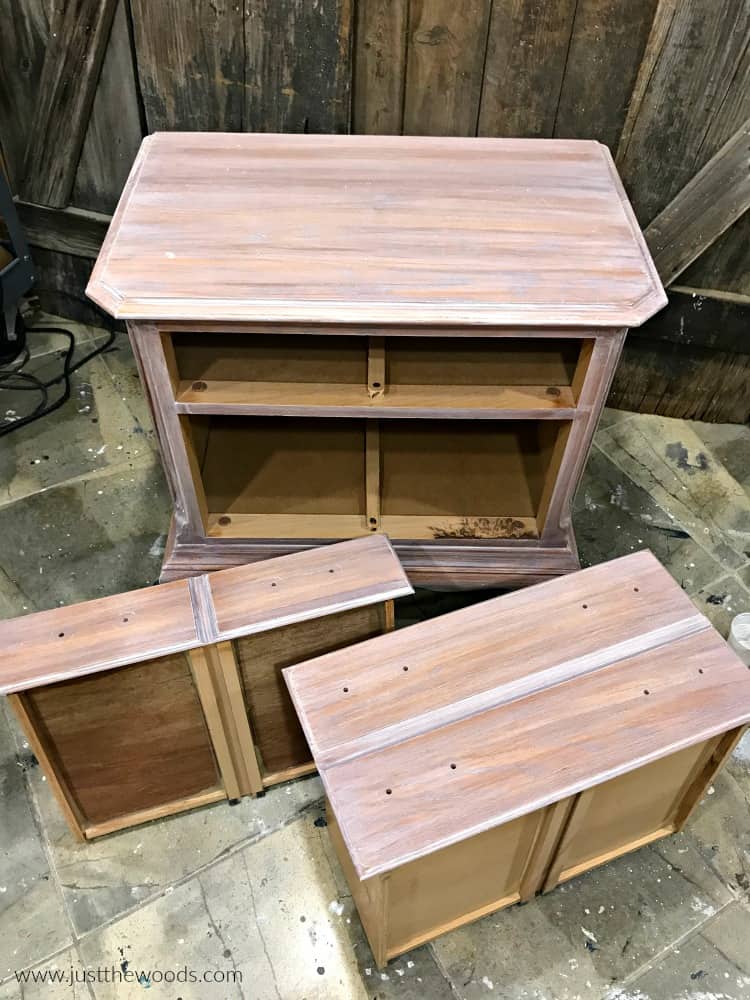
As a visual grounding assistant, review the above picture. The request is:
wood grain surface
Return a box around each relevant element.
[0,535,411,694]
[285,550,750,878]
[87,132,665,327]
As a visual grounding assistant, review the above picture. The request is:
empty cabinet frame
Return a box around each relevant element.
[0,536,411,839]
[285,551,750,965]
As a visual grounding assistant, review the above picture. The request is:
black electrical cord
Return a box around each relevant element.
[0,325,117,437]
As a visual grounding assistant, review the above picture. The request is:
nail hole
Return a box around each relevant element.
[58,632,65,638]
[218,515,231,526]
[343,687,349,693]
[450,763,457,770]
[123,617,129,623]
[402,666,409,672]
[271,582,277,587]
[372,381,381,388]
[192,380,207,391]
[582,604,588,609]
[698,668,704,674]
[329,568,335,573]
[633,586,639,592]
[369,517,377,525]
[643,689,650,695]
[385,788,392,795]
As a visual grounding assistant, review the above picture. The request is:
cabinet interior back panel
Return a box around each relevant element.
[199,417,366,515]
[235,604,386,774]
[380,421,561,517]
[23,652,221,825]
[172,333,367,384]
[386,338,582,386]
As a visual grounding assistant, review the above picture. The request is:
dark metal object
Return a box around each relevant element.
[0,173,35,363]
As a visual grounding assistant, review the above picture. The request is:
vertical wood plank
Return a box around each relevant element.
[128,324,208,539]
[72,0,143,214]
[352,0,408,134]
[245,0,353,133]
[617,0,750,224]
[478,0,577,138]
[367,336,385,397]
[189,644,241,800]
[519,797,575,901]
[553,0,659,151]
[213,640,265,795]
[0,0,47,190]
[7,692,86,841]
[365,421,381,532]
[542,789,595,892]
[130,0,244,132]
[403,0,491,136]
[22,0,118,207]
[674,727,746,831]
[540,333,626,543]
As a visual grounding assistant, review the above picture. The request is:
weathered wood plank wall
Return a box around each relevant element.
[1,0,748,421]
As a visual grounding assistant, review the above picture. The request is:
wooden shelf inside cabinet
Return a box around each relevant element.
[86,133,667,587]
[0,536,411,839]
[174,380,578,419]
[285,551,750,965]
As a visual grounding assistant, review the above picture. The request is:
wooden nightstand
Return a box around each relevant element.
[88,133,666,587]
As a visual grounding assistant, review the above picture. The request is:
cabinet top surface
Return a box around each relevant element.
[87,133,666,328]
[285,550,750,879]
[0,536,411,695]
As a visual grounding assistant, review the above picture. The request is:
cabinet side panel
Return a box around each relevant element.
[385,810,542,955]
[24,653,222,827]
[236,604,386,776]
[554,738,722,883]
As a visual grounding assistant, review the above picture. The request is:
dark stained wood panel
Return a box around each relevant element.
[86,132,665,327]
[286,551,750,878]
[72,0,143,215]
[352,0,408,134]
[681,215,750,298]
[618,0,750,224]
[645,118,750,286]
[236,604,385,774]
[130,0,244,132]
[21,0,118,208]
[24,652,221,826]
[478,0,577,138]
[245,0,353,133]
[553,0,659,151]
[403,0,491,137]
[0,0,47,190]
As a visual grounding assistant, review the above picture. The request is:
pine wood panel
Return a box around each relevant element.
[21,652,222,827]
[286,551,750,879]
[86,132,665,327]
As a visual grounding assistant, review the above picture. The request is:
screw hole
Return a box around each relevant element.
[218,515,231,526]
[369,517,377,525]
[58,632,65,638]
[192,380,208,391]
[343,686,349,693]
[582,604,588,609]
[402,666,409,672]
[643,689,650,695]
[385,788,392,795]
[271,582,276,587]
[123,617,129,623]
[633,587,639,592]
[450,763,457,770]
[329,568,335,574]
[372,381,381,389]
